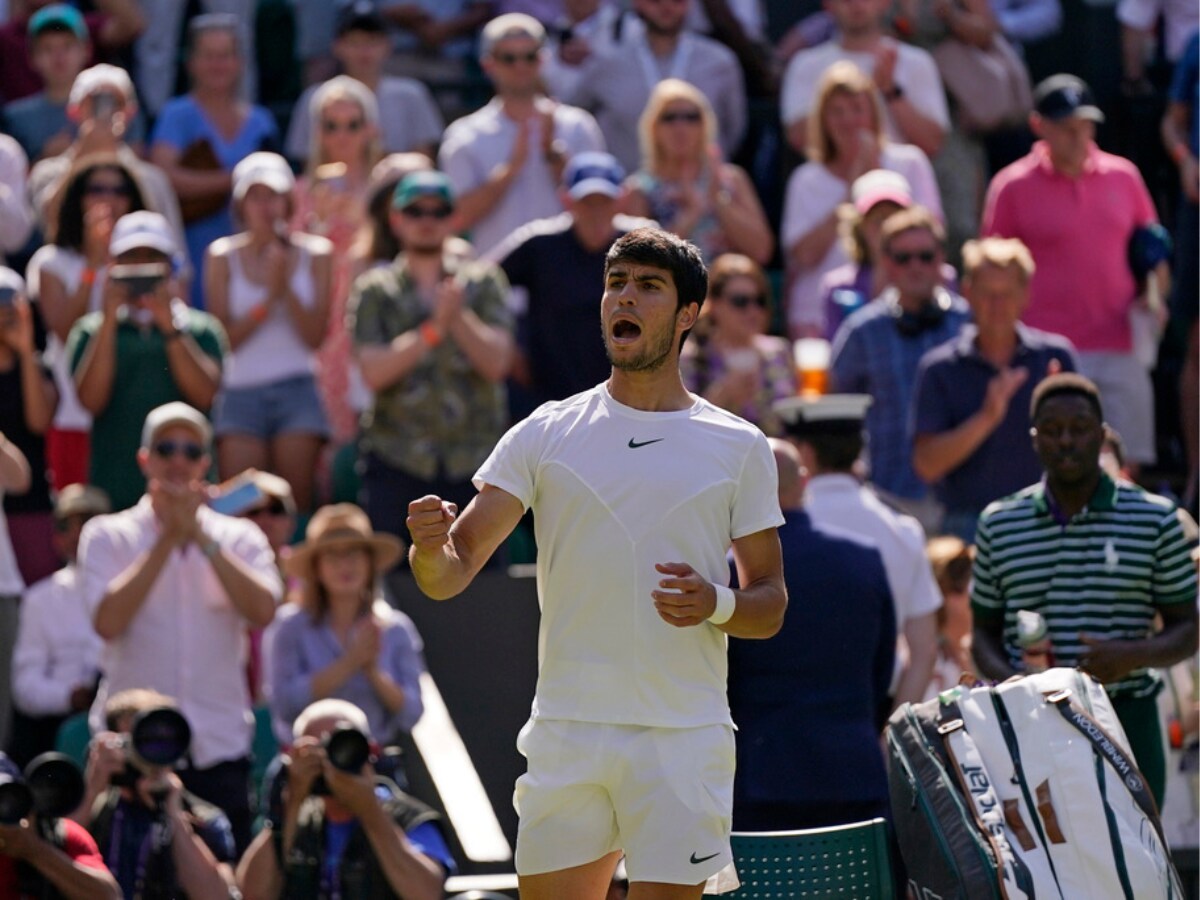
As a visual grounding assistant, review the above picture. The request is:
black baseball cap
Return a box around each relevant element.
[336,0,387,36]
[1034,74,1105,123]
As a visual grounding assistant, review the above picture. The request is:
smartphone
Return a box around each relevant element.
[315,162,348,194]
[93,92,118,121]
[209,480,266,517]
[111,262,170,297]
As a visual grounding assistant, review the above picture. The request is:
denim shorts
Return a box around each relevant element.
[212,373,330,440]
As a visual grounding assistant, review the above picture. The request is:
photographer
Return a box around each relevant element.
[237,699,451,900]
[0,752,120,900]
[74,690,237,900]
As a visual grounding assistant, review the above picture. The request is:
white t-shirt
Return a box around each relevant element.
[780,142,943,331]
[779,40,950,136]
[474,384,784,728]
[0,497,21,596]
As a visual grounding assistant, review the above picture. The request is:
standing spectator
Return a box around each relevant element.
[350,171,514,539]
[681,254,797,436]
[0,0,143,106]
[567,0,747,172]
[777,392,943,710]
[491,151,653,406]
[911,237,1077,540]
[625,78,773,265]
[150,13,279,309]
[0,135,34,268]
[830,207,970,532]
[28,154,148,492]
[1162,32,1198,514]
[982,74,1167,471]
[541,0,626,101]
[266,503,426,746]
[782,63,942,338]
[439,12,606,257]
[10,484,108,768]
[0,267,58,587]
[728,437,895,830]
[66,212,226,511]
[779,0,950,159]
[292,76,383,451]
[971,373,1199,807]
[285,4,444,168]
[205,152,333,516]
[923,535,974,700]
[78,402,282,853]
[27,64,185,249]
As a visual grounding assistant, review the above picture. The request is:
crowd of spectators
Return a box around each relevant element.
[0,0,1196,894]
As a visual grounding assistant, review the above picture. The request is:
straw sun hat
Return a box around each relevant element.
[284,503,404,581]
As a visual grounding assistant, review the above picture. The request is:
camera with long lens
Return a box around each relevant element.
[0,754,85,825]
[110,707,192,788]
[311,725,372,797]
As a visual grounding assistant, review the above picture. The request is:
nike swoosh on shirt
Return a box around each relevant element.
[690,851,721,865]
[627,438,664,449]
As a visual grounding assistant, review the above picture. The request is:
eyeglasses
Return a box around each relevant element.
[151,440,205,462]
[85,184,131,197]
[889,249,938,266]
[659,110,703,125]
[493,50,540,65]
[321,118,365,134]
[725,292,767,310]
[246,500,289,518]
[401,205,453,220]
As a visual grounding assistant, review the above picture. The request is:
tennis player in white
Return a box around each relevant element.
[406,227,787,899]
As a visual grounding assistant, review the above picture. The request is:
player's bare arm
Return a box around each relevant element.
[652,527,786,639]
[407,483,525,600]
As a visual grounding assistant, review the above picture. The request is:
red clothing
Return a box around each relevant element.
[0,14,106,104]
[0,819,109,897]
[981,141,1158,353]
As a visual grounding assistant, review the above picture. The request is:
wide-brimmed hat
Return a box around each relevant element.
[285,503,403,580]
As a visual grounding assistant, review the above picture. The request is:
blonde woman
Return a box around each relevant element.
[625,79,772,265]
[781,61,942,339]
[292,76,383,448]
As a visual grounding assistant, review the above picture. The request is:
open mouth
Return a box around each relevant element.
[610,318,642,344]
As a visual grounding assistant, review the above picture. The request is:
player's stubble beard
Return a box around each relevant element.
[603,319,677,373]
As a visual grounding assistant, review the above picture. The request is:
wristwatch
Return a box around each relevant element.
[884,84,904,102]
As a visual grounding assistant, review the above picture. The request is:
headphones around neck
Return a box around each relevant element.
[887,287,953,337]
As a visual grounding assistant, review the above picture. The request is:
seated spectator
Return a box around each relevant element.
[626,79,773,266]
[0,752,120,900]
[28,153,149,492]
[75,689,238,899]
[923,534,974,700]
[0,267,58,587]
[237,698,453,899]
[266,504,425,747]
[782,62,942,339]
[439,12,606,257]
[66,212,226,511]
[911,236,1076,540]
[285,4,443,168]
[0,135,34,269]
[150,13,279,308]
[729,437,894,830]
[681,253,796,436]
[206,152,332,516]
[292,76,383,451]
[0,1,142,107]
[830,206,970,533]
[10,484,108,769]
[28,63,184,249]
[78,402,281,852]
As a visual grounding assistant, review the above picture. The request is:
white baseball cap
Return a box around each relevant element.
[141,402,212,449]
[109,211,179,258]
[232,152,295,203]
[0,267,26,296]
[69,63,135,108]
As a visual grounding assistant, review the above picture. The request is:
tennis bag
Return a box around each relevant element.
[886,667,1185,899]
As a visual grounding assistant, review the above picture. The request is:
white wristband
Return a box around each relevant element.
[708,584,736,625]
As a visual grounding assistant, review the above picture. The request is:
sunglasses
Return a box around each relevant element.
[401,205,453,220]
[726,292,767,310]
[493,50,540,65]
[659,110,703,125]
[890,249,938,266]
[85,184,131,198]
[152,440,205,462]
[321,118,364,134]
[247,500,289,517]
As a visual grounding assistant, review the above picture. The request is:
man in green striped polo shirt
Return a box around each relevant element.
[971,373,1198,806]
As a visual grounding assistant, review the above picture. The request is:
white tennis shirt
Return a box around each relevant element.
[475,384,784,728]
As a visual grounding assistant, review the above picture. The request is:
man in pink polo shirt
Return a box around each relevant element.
[981,74,1167,469]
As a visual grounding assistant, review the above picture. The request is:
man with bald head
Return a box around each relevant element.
[727,437,895,830]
